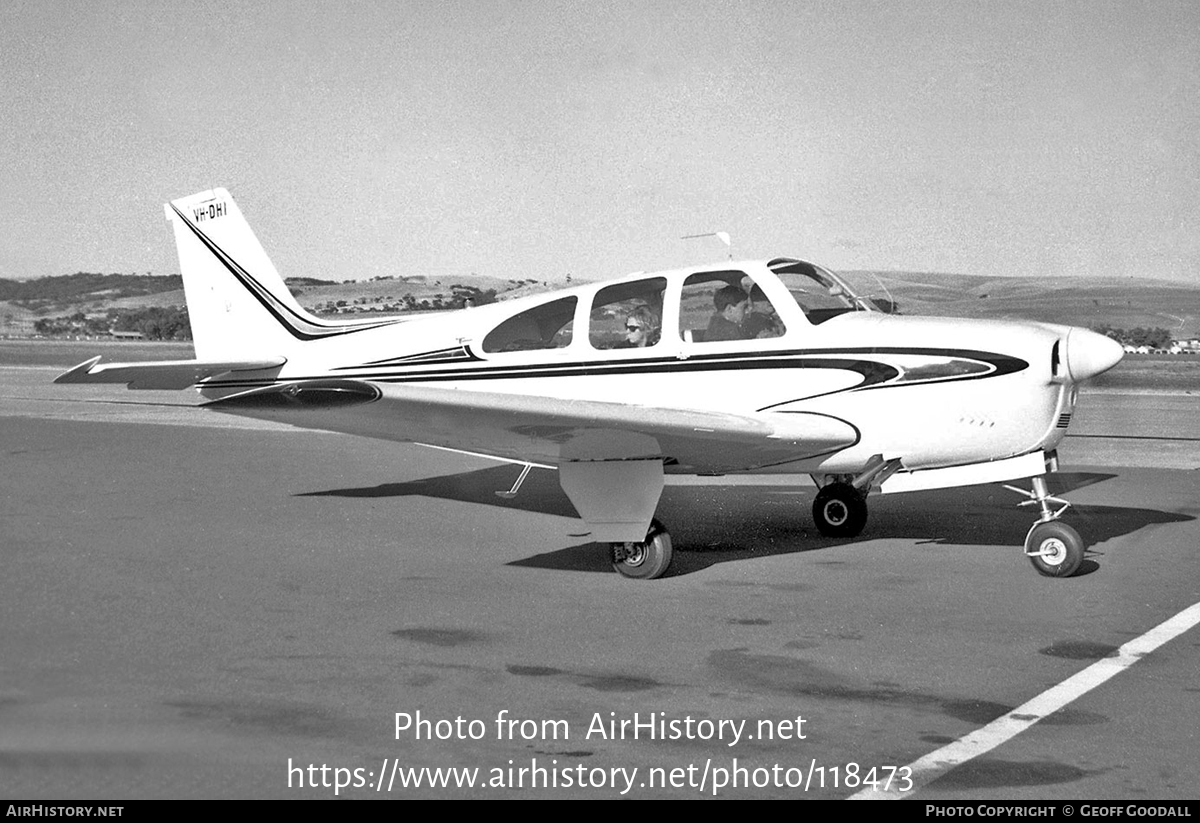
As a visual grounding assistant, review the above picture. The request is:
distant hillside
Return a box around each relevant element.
[0,272,183,310]
[842,271,1200,340]
[4,268,1198,342]
[0,270,559,337]
[283,273,554,315]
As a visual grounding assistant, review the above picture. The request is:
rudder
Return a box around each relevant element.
[166,188,312,361]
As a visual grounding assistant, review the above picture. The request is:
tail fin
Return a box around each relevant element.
[166,188,329,361]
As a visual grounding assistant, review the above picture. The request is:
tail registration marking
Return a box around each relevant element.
[193,201,228,222]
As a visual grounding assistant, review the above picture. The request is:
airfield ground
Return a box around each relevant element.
[1,343,1197,799]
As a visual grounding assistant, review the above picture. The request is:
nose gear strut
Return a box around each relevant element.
[1004,476,1084,577]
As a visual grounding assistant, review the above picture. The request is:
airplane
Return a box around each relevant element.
[56,188,1125,580]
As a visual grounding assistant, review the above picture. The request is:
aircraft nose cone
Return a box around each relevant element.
[1066,328,1124,381]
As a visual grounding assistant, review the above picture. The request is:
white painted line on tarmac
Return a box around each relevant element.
[849,601,1200,800]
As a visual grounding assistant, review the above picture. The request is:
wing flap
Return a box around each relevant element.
[55,356,287,390]
[207,380,858,473]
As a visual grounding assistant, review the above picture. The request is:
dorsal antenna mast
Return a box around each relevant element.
[682,231,732,260]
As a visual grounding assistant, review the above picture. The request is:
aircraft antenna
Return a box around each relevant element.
[682,231,732,260]
[863,271,896,314]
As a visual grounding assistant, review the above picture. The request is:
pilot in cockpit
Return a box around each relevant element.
[742,286,784,339]
[706,285,750,341]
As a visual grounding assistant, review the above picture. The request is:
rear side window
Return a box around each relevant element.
[481,297,577,353]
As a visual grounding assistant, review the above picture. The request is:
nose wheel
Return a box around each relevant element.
[1025,520,1084,577]
[1005,475,1085,577]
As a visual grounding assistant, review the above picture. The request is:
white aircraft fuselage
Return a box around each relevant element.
[195,263,1099,475]
[57,189,1125,580]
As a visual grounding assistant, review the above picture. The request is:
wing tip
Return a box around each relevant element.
[54,356,103,384]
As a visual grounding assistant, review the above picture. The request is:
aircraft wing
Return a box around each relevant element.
[55,356,287,390]
[206,379,859,474]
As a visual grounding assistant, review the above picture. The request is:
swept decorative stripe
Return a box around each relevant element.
[336,346,483,369]
[228,346,1023,385]
[172,203,399,341]
[200,347,1028,401]
[205,354,895,389]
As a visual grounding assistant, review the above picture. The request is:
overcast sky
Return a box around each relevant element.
[2,0,1197,285]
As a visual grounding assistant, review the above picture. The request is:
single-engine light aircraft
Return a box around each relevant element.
[57,188,1124,579]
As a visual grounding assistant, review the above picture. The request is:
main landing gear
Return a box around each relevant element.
[1004,475,1084,577]
[812,482,868,538]
[611,519,673,580]
[810,457,897,539]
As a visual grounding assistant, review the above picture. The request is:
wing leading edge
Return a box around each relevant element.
[205,379,859,474]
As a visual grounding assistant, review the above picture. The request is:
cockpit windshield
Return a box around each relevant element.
[768,258,876,324]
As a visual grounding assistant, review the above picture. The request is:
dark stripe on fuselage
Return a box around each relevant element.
[200,347,1028,400]
[338,345,484,368]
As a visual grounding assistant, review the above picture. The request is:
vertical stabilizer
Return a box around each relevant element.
[166,189,313,361]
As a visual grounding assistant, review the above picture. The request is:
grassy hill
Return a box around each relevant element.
[3,268,1197,341]
[842,271,1200,340]
[0,271,556,336]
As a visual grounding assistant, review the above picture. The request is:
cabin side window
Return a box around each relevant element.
[678,271,786,343]
[588,277,667,350]
[481,297,577,353]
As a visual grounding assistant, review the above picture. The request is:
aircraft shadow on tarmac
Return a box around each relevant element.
[301,467,1194,578]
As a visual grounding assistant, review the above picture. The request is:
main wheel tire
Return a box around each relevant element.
[812,482,868,538]
[1026,520,1085,577]
[611,519,673,580]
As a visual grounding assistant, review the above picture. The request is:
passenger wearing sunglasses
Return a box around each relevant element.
[618,305,660,348]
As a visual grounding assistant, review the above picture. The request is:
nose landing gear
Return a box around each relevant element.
[1004,476,1084,577]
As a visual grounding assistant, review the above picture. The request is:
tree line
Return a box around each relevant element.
[28,284,503,339]
[34,307,191,340]
[311,284,499,315]
[1091,324,1175,349]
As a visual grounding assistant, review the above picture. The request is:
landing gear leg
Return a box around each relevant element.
[1005,475,1084,578]
[495,463,533,499]
[611,519,673,580]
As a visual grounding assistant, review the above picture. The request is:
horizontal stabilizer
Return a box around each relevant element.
[54,356,286,390]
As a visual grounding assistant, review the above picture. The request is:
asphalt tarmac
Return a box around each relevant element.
[2,362,1198,799]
